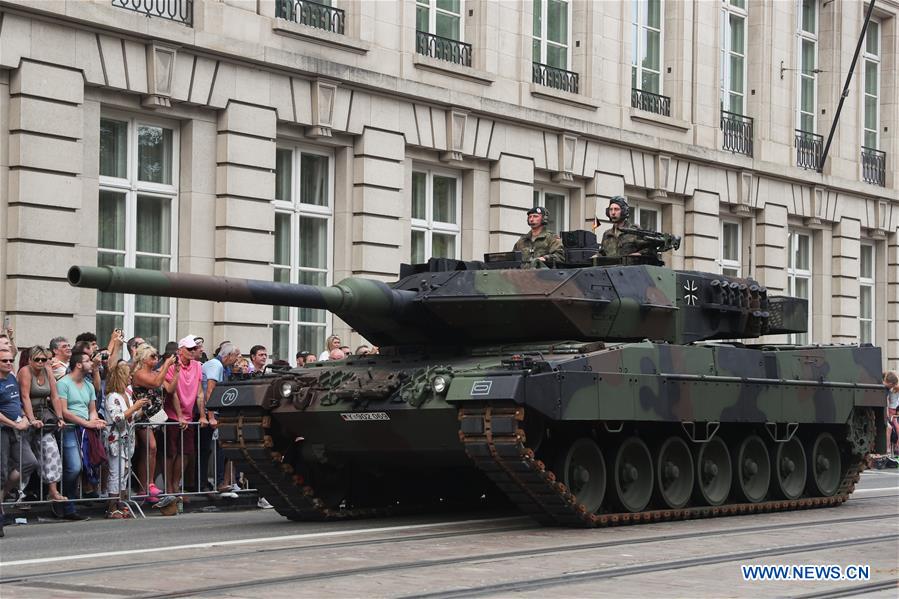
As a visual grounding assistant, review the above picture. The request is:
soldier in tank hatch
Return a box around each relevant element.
[599,196,638,257]
[513,206,564,268]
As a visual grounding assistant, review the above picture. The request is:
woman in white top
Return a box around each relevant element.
[885,371,899,455]
[318,334,341,361]
[104,362,148,518]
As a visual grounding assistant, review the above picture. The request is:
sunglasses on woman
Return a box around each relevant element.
[32,357,48,363]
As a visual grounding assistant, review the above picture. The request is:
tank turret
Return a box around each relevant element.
[68,261,806,346]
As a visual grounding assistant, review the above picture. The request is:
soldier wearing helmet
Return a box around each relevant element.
[600,196,642,257]
[514,206,564,268]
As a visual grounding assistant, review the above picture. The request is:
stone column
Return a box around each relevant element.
[0,71,8,332]
[830,219,859,343]
[6,61,85,344]
[214,102,277,351]
[489,154,533,252]
[683,190,718,272]
[352,128,404,277]
[461,166,490,261]
[178,117,218,341]
[887,232,899,365]
[754,203,788,294]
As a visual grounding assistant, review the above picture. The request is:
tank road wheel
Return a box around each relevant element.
[773,437,807,500]
[694,437,732,506]
[611,437,653,513]
[557,438,606,513]
[733,435,770,503]
[654,436,695,509]
[808,432,842,497]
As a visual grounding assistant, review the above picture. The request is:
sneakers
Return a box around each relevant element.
[257,497,274,509]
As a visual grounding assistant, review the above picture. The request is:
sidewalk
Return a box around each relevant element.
[2,489,262,525]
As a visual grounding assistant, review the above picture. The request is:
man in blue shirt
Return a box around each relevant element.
[200,343,240,496]
[0,347,39,535]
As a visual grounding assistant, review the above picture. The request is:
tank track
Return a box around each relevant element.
[217,408,384,521]
[217,404,870,525]
[458,405,869,528]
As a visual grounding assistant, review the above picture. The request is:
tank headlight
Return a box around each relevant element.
[280,381,294,398]
[432,376,447,394]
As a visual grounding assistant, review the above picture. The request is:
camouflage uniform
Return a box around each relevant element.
[601,222,648,257]
[514,229,564,267]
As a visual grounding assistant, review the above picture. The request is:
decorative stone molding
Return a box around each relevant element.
[552,133,577,183]
[654,154,671,191]
[730,170,755,216]
[876,200,890,232]
[440,109,468,162]
[307,79,339,138]
[804,185,829,228]
[142,42,178,109]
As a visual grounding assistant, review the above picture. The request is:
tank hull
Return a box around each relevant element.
[210,341,883,525]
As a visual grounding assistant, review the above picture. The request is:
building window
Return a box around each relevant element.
[859,243,874,344]
[796,0,818,134]
[787,230,812,344]
[630,201,660,232]
[720,220,741,277]
[97,116,178,350]
[417,0,462,40]
[411,168,461,263]
[632,0,663,95]
[533,189,567,232]
[272,146,334,363]
[533,0,570,70]
[720,0,747,116]
[863,19,880,150]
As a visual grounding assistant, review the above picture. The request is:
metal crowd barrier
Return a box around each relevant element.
[0,420,251,519]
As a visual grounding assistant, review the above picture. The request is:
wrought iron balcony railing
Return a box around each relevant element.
[795,130,823,170]
[861,146,886,186]
[532,63,579,94]
[631,88,671,117]
[111,0,193,26]
[416,31,472,67]
[277,0,345,35]
[720,110,753,157]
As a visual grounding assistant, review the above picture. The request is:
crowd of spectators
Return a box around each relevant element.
[0,325,377,536]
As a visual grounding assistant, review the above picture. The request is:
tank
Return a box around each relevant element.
[68,239,885,527]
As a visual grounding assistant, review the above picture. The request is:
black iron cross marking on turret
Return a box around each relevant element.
[683,280,699,306]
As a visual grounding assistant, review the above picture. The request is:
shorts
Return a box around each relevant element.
[164,420,196,457]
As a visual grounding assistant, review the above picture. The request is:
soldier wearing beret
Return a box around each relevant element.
[514,206,564,268]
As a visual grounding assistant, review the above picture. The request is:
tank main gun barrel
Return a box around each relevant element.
[67,265,415,316]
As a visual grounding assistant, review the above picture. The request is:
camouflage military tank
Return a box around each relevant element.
[68,234,884,527]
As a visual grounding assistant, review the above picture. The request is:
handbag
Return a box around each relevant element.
[148,409,168,426]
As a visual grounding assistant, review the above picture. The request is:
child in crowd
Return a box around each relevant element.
[104,362,148,518]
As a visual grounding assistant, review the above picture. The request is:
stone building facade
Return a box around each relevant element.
[0,0,896,367]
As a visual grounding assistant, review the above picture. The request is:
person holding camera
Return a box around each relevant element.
[131,343,179,501]
[17,345,66,502]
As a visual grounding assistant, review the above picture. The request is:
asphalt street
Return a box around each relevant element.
[0,469,897,598]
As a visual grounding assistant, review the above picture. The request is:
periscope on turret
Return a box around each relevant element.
[66,227,886,527]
